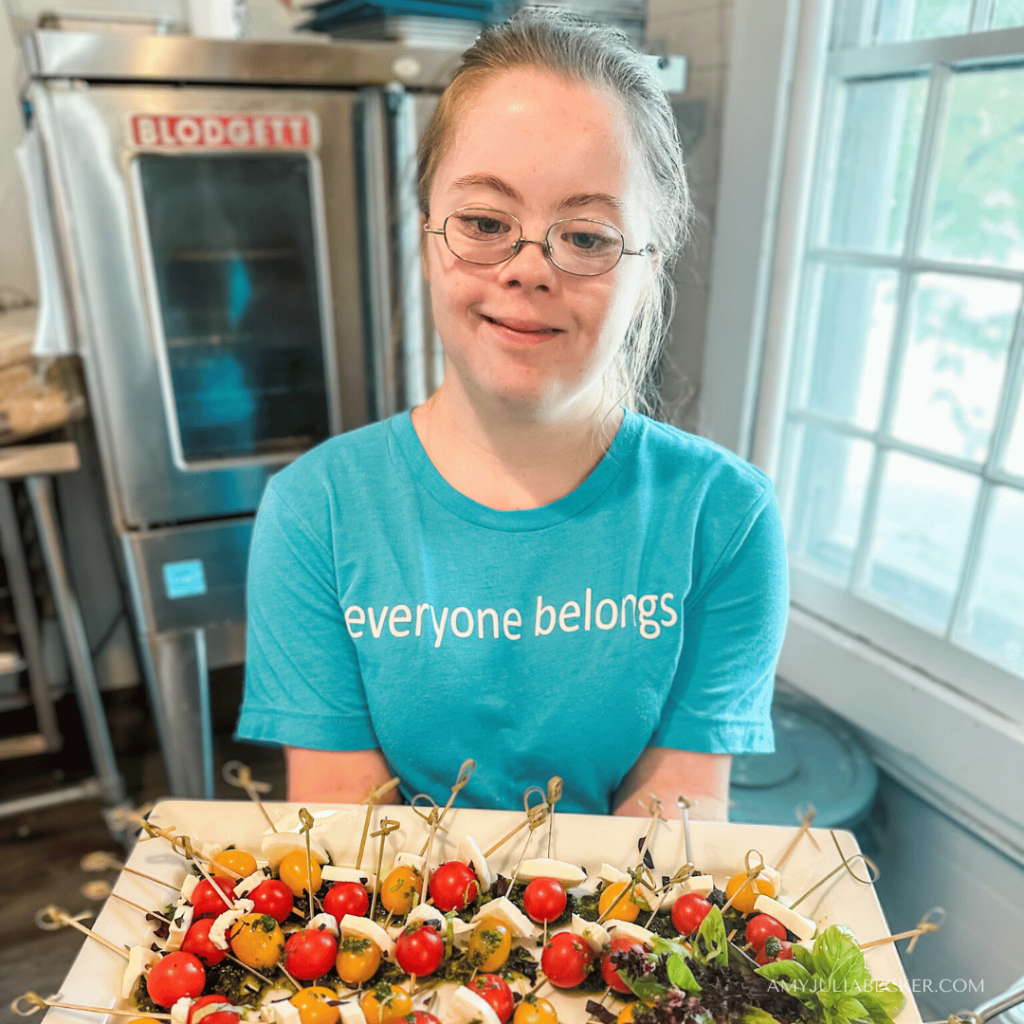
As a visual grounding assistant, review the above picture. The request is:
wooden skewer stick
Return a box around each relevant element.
[636,792,666,873]
[720,849,766,914]
[356,777,402,869]
[776,806,817,870]
[417,800,444,900]
[643,861,696,927]
[222,760,278,833]
[369,818,402,921]
[483,788,548,858]
[434,759,476,834]
[80,852,180,891]
[299,807,321,921]
[12,991,172,1019]
[790,832,878,910]
[860,908,945,953]
[545,777,563,860]
[35,905,129,960]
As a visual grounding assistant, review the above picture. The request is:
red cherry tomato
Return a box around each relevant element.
[671,892,712,936]
[190,877,237,918]
[145,951,206,1008]
[428,861,480,912]
[755,938,794,965]
[540,931,592,989]
[187,995,239,1024]
[600,935,643,994]
[522,878,567,924]
[284,928,339,981]
[394,925,445,977]
[181,916,228,966]
[403,1014,441,1024]
[249,879,294,924]
[468,974,515,1023]
[745,914,788,952]
[324,882,370,920]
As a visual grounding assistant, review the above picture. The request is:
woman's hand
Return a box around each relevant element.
[612,747,731,822]
[284,746,402,804]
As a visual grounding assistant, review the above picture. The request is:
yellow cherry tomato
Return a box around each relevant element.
[279,849,323,898]
[615,1004,637,1024]
[725,871,775,914]
[336,935,382,986]
[359,984,412,1024]
[514,998,558,1024]
[467,918,512,972]
[228,912,285,969]
[598,881,641,922]
[290,986,341,1024]
[211,848,258,879]
[378,865,423,916]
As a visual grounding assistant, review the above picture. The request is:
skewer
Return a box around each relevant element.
[356,777,402,869]
[80,852,180,891]
[222,760,278,833]
[414,796,444,900]
[298,807,320,920]
[775,806,817,870]
[483,788,548,858]
[545,777,563,860]
[636,793,665,872]
[789,832,878,911]
[676,795,695,869]
[369,818,402,921]
[720,849,766,913]
[436,759,476,831]
[859,908,944,953]
[84,881,172,923]
[12,991,172,1019]
[34,905,129,960]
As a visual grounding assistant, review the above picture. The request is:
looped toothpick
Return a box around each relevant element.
[12,991,173,1019]
[103,802,155,834]
[35,905,129,960]
[437,759,475,830]
[414,794,450,856]
[790,832,879,910]
[777,805,818,869]
[80,850,178,890]
[635,792,666,874]
[369,818,402,921]
[859,906,945,953]
[298,808,320,920]
[483,786,548,857]
[720,849,767,913]
[222,760,277,832]
[546,777,563,859]
[355,776,403,869]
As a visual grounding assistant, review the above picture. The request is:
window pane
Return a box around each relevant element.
[923,67,1024,270]
[875,0,971,42]
[862,452,980,631]
[992,0,1024,29]
[890,274,1020,461]
[1004,387,1024,476]
[956,487,1024,675]
[820,78,927,254]
[787,426,875,582]
[793,264,897,430]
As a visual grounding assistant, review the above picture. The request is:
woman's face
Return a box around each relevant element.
[424,68,654,418]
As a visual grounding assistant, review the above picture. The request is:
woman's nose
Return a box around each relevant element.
[500,236,557,287]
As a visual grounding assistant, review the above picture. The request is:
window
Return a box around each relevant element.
[704,0,1024,838]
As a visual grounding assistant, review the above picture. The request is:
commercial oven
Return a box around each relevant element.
[21,29,457,797]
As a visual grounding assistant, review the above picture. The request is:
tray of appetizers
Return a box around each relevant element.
[34,798,922,1024]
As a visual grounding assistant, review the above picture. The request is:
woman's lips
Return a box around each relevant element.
[482,314,562,335]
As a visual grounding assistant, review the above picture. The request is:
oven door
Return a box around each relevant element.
[31,83,370,528]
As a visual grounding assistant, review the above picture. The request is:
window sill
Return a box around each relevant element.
[777,605,1024,865]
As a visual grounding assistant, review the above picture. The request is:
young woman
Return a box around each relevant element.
[235,9,788,820]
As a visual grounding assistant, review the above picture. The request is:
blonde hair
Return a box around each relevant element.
[417,7,693,418]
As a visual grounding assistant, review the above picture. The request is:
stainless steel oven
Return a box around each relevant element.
[22,30,455,796]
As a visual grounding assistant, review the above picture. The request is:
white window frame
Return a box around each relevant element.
[703,0,1024,858]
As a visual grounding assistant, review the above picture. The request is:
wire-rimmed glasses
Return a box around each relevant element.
[424,206,651,277]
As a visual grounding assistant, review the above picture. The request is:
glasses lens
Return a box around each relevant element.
[548,220,624,276]
[445,207,519,264]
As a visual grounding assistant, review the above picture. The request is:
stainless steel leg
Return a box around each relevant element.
[141,628,213,799]
[0,480,61,751]
[25,475,126,806]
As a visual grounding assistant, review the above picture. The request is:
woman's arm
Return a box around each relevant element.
[284,746,403,804]
[612,746,731,822]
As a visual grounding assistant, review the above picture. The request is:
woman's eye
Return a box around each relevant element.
[564,231,615,252]
[457,215,509,238]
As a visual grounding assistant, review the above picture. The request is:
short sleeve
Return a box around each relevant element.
[234,480,379,751]
[652,485,788,753]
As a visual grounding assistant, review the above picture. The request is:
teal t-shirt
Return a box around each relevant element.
[235,410,788,814]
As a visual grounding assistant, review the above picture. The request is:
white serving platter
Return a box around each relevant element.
[40,800,921,1024]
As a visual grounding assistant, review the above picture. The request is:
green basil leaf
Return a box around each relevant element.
[873,983,906,1019]
[740,1008,780,1024]
[792,944,816,972]
[813,926,860,978]
[755,958,815,1003]
[650,935,691,960]
[694,905,729,967]
[835,996,868,1020]
[621,973,668,1005]
[666,953,702,994]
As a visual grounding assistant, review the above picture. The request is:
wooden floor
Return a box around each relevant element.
[0,674,286,1010]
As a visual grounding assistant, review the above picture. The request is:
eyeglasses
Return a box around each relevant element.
[424,206,651,277]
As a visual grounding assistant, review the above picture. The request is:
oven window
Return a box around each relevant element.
[136,154,330,465]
